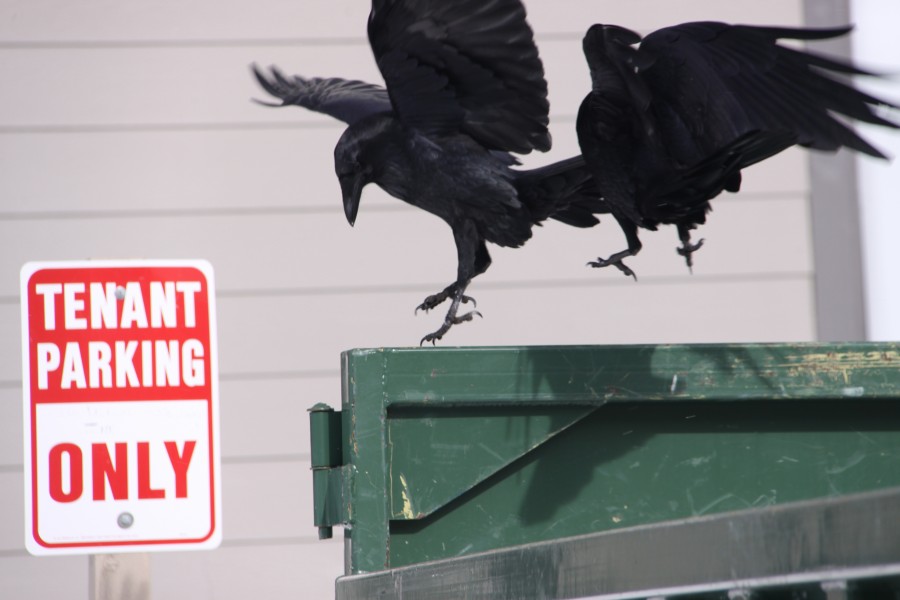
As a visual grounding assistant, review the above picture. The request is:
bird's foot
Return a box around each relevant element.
[587,253,637,280]
[420,310,482,345]
[416,289,475,314]
[676,238,705,272]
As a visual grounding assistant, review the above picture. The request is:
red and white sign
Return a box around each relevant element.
[20,260,221,555]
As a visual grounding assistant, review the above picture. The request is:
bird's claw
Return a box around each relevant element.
[415,297,441,315]
[419,310,482,346]
[416,293,475,314]
[587,257,637,281]
[676,237,705,272]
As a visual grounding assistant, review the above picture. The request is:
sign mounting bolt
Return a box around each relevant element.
[117,512,134,529]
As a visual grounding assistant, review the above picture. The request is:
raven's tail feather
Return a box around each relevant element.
[642,130,797,221]
[514,156,609,228]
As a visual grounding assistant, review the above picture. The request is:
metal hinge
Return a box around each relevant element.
[309,403,351,539]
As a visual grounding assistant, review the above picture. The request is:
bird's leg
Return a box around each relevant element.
[420,227,490,344]
[588,249,638,278]
[588,215,641,280]
[415,282,476,314]
[675,223,705,272]
[420,281,482,345]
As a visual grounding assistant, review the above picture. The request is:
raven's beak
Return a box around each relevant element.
[340,174,364,226]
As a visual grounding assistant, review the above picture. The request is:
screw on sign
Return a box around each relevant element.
[20,261,222,555]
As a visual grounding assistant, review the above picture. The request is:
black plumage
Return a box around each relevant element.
[253,0,600,342]
[577,22,899,277]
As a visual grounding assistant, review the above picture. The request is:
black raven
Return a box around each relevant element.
[577,22,899,277]
[253,0,600,343]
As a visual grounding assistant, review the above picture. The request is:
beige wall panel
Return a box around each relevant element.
[211,278,815,377]
[0,472,24,552]
[0,523,341,599]
[736,147,809,196]
[434,278,816,346]
[3,26,837,131]
[0,209,453,302]
[0,553,87,599]
[2,35,836,131]
[527,0,803,35]
[0,126,807,215]
[0,542,344,600]
[0,193,811,301]
[0,274,816,384]
[0,128,348,213]
[0,388,22,466]
[0,304,20,383]
[490,196,813,282]
[219,377,336,460]
[153,539,344,599]
[0,0,801,43]
[0,0,370,43]
[220,460,312,541]
[0,46,383,128]
[0,42,608,129]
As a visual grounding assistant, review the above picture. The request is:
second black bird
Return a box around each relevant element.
[577,21,899,278]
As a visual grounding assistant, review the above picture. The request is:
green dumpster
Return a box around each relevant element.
[309,343,900,594]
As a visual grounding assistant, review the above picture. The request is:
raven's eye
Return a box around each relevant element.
[335,157,362,179]
[337,167,360,182]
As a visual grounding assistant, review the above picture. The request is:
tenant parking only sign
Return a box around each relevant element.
[20,260,221,555]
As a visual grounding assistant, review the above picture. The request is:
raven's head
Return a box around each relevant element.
[334,148,368,227]
[334,121,387,227]
[583,25,643,84]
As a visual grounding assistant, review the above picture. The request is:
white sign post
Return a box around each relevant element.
[20,260,221,561]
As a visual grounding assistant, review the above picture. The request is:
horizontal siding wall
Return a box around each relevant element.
[0,0,818,597]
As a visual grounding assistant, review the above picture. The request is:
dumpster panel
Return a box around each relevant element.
[373,344,900,405]
[388,406,597,519]
[337,487,900,600]
[323,343,900,574]
[388,399,900,567]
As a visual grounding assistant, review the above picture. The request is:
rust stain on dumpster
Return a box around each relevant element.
[781,351,899,384]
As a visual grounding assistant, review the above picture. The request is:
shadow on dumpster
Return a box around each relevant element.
[388,344,900,567]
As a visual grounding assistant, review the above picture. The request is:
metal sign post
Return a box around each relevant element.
[89,553,151,600]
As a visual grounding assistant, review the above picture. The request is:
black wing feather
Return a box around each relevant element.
[636,22,899,158]
[368,0,551,154]
[251,64,392,125]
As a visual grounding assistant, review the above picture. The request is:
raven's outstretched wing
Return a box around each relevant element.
[368,0,551,154]
[629,22,899,158]
[252,65,392,125]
